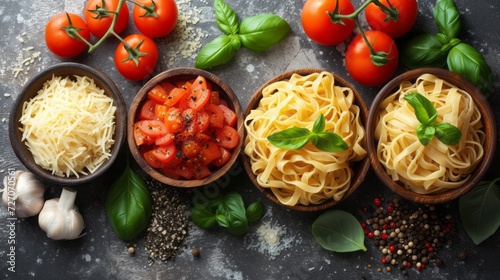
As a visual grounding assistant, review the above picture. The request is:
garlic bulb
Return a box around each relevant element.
[2,170,45,218]
[38,187,85,240]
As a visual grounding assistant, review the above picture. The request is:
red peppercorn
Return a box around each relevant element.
[390,222,397,228]
[428,247,434,253]
[381,233,388,240]
[425,242,431,248]
[361,222,367,228]
[368,232,375,239]
[387,206,394,212]
[362,207,368,214]
[381,257,387,264]
[364,229,369,235]
[383,224,389,230]
[407,262,412,268]
[373,197,382,206]
[389,245,396,252]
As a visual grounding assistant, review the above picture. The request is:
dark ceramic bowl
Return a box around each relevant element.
[128,67,244,188]
[366,68,496,204]
[242,68,371,211]
[9,62,126,186]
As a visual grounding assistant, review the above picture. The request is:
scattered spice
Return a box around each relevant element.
[361,195,455,273]
[145,179,189,262]
[128,246,136,255]
[191,248,200,257]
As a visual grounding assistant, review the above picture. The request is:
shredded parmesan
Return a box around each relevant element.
[19,75,116,178]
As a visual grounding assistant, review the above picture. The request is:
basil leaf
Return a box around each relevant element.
[216,192,248,235]
[245,201,265,223]
[312,114,326,134]
[434,122,462,145]
[447,43,494,95]
[267,127,312,150]
[400,33,448,69]
[195,35,241,69]
[192,206,217,229]
[239,14,290,52]
[459,179,500,245]
[311,132,348,152]
[403,93,438,125]
[105,166,152,241]
[416,124,436,146]
[214,0,239,35]
[312,210,367,253]
[434,0,462,41]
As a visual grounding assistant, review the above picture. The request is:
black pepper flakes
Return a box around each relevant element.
[145,179,190,262]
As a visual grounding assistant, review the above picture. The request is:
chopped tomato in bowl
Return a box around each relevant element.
[128,68,244,188]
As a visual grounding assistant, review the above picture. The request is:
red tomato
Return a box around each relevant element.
[143,150,163,168]
[345,30,399,86]
[182,140,201,159]
[155,132,174,146]
[151,144,177,163]
[301,0,355,45]
[139,120,167,137]
[200,142,222,165]
[219,104,237,127]
[165,87,188,107]
[133,0,178,38]
[45,13,90,58]
[139,99,156,120]
[365,0,418,38]
[205,103,224,128]
[195,111,210,132]
[213,147,231,167]
[114,34,158,81]
[84,0,129,38]
[154,104,168,121]
[134,121,154,146]
[164,107,183,133]
[216,126,240,149]
[148,84,169,104]
[210,91,221,105]
[188,76,212,111]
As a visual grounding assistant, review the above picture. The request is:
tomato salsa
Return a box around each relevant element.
[133,76,239,180]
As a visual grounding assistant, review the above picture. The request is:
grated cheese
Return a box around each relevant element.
[19,75,116,178]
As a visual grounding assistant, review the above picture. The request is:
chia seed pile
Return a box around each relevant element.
[361,195,455,275]
[145,180,189,262]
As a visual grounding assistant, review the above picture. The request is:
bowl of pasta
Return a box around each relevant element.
[366,68,496,204]
[9,62,127,186]
[243,69,371,211]
[128,67,244,188]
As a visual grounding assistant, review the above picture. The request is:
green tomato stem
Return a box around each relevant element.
[88,0,128,53]
[126,0,158,17]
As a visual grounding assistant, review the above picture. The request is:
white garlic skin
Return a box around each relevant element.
[38,188,85,240]
[2,170,45,218]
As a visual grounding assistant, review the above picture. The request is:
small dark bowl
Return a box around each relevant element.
[9,62,126,186]
[242,68,371,211]
[366,68,497,204]
[128,67,244,188]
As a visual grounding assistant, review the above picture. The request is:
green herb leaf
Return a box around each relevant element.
[312,210,367,253]
[192,206,217,229]
[245,201,265,222]
[216,192,248,235]
[267,127,312,150]
[416,124,436,146]
[311,132,348,152]
[214,0,239,35]
[105,166,152,241]
[195,35,241,69]
[447,42,494,95]
[434,0,462,42]
[403,93,438,125]
[434,122,462,145]
[312,114,326,134]
[401,33,448,69]
[239,14,290,52]
[459,179,500,245]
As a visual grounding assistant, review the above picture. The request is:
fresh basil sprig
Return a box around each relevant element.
[195,0,290,69]
[267,114,348,152]
[403,93,462,146]
[401,0,493,95]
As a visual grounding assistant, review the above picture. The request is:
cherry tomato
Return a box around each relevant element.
[148,84,169,104]
[139,120,167,137]
[301,0,355,46]
[143,150,163,168]
[219,104,237,127]
[133,0,178,38]
[134,121,154,146]
[188,76,212,111]
[151,144,177,163]
[45,13,90,58]
[365,0,418,38]
[205,103,224,128]
[345,30,399,86]
[216,126,240,149]
[114,34,158,81]
[200,142,222,165]
[84,0,129,38]
[213,147,231,167]
[139,99,156,120]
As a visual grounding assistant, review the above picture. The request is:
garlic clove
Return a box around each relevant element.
[2,170,46,218]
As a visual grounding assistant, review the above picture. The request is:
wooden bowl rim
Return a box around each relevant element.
[8,62,127,186]
[366,68,497,204]
[242,68,371,211]
[127,67,244,188]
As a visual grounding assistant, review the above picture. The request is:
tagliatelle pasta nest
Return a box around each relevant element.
[374,73,485,194]
[244,71,367,206]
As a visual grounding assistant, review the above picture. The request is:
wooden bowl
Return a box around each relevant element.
[128,67,244,188]
[366,68,497,204]
[242,69,371,211]
[9,62,127,186]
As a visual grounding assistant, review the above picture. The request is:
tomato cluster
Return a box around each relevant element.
[301,0,418,86]
[44,0,178,81]
[133,76,240,180]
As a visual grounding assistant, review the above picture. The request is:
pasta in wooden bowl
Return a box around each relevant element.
[243,69,370,211]
[366,68,496,204]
